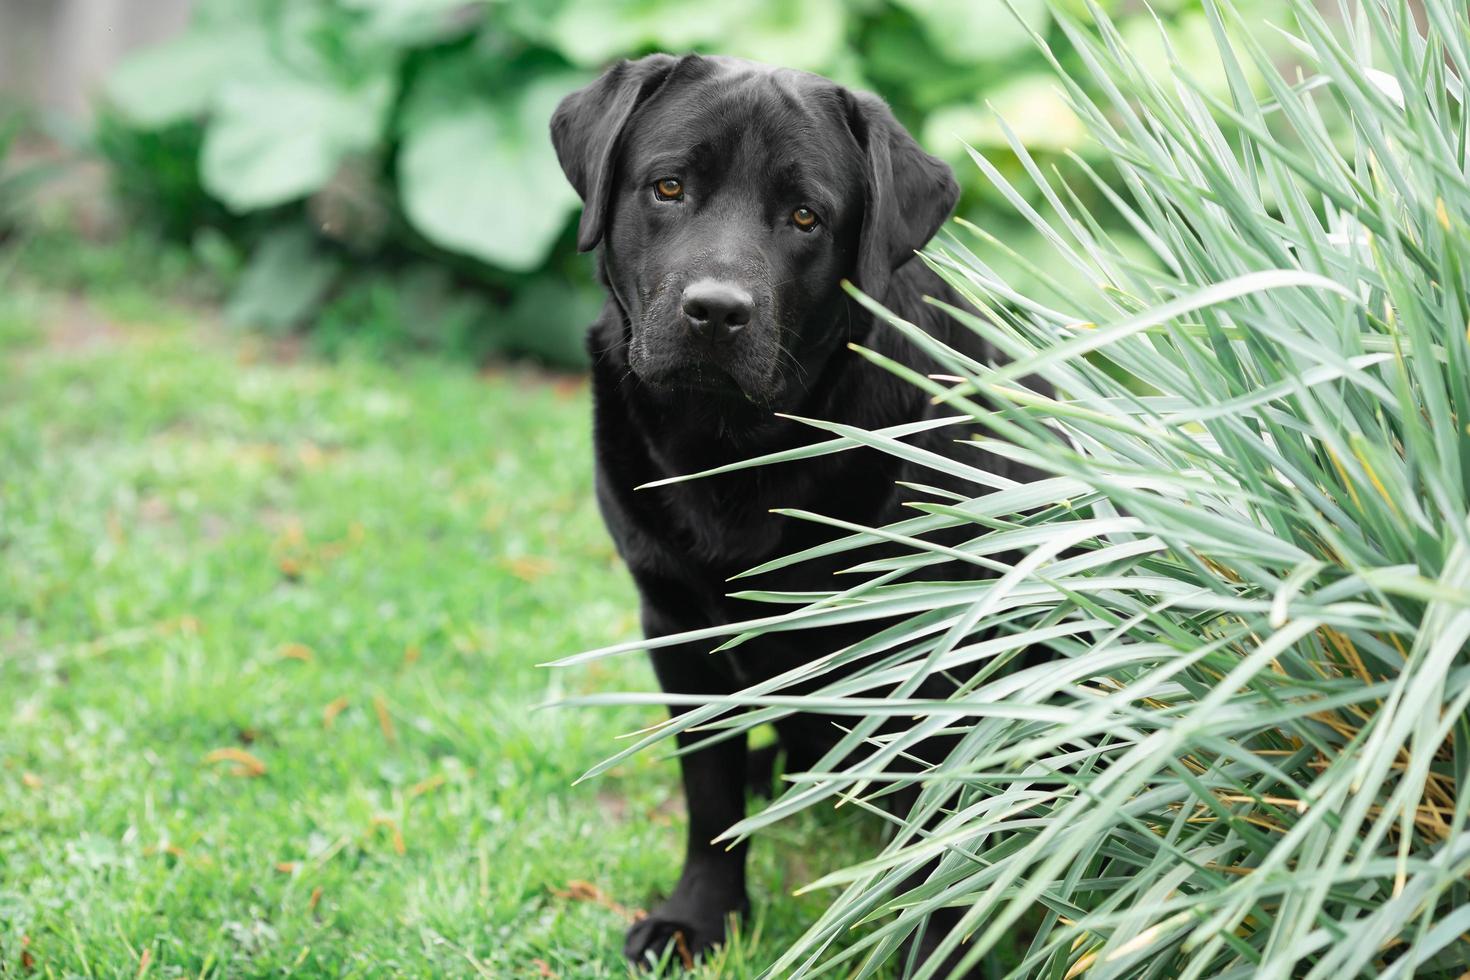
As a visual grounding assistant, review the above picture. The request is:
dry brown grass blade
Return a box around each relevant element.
[368,816,406,855]
[673,930,694,970]
[409,774,446,798]
[501,555,556,582]
[201,747,266,777]
[548,879,646,923]
[322,696,349,729]
[373,695,397,745]
[1064,944,1101,979]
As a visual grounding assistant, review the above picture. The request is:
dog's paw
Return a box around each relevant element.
[624,903,742,972]
[623,914,707,972]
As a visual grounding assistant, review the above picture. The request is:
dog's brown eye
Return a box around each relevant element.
[654,178,684,201]
[792,207,819,230]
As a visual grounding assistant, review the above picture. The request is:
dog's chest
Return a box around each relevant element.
[590,356,904,603]
[646,472,800,577]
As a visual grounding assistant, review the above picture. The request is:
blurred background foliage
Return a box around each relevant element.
[88,0,1259,366]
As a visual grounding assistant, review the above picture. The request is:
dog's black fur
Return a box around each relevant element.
[553,54,1035,975]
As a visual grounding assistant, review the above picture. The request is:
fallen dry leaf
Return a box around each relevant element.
[296,442,326,468]
[137,947,152,978]
[532,958,556,978]
[278,642,314,662]
[171,615,201,636]
[202,747,266,777]
[402,645,421,667]
[550,375,586,399]
[501,555,555,582]
[309,886,323,911]
[277,520,306,546]
[275,861,299,874]
[21,772,42,790]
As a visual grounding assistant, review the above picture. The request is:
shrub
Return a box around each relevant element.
[561,0,1470,975]
[96,0,1259,364]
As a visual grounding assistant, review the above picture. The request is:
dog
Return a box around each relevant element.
[552,54,1038,975]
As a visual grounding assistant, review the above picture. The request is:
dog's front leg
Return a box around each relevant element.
[624,603,750,969]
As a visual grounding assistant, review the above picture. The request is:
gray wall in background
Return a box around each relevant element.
[0,0,193,117]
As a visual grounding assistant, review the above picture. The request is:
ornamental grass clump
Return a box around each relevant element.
[561,0,1470,975]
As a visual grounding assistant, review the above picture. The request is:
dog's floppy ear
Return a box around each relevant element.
[846,90,960,300]
[551,54,680,252]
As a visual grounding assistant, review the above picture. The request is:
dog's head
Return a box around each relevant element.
[552,55,958,407]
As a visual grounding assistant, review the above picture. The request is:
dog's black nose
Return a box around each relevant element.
[681,280,752,341]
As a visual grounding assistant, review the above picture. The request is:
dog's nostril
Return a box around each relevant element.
[681,280,754,339]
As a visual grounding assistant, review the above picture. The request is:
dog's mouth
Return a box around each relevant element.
[627,303,786,408]
[640,361,758,401]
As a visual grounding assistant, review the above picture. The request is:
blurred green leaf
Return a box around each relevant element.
[547,0,847,78]
[546,0,721,67]
[893,0,1050,63]
[310,264,495,358]
[1120,11,1232,94]
[498,275,602,365]
[225,225,341,331]
[104,22,272,128]
[201,66,393,211]
[340,0,492,45]
[722,0,848,72]
[399,73,584,271]
[924,74,1086,160]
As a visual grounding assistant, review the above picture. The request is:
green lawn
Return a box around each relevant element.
[0,246,874,977]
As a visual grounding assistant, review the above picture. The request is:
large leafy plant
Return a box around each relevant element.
[98,0,1248,363]
[559,0,1470,975]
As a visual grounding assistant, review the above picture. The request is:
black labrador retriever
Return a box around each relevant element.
[552,54,1035,975]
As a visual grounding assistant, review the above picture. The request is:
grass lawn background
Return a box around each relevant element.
[0,235,879,978]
